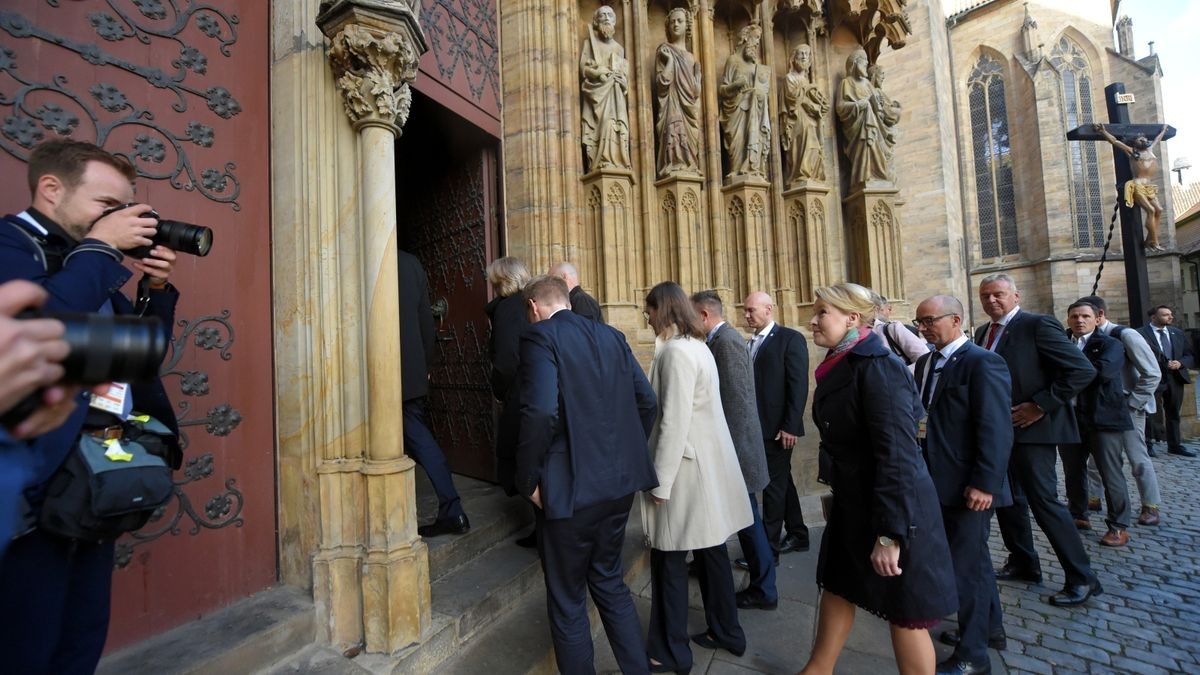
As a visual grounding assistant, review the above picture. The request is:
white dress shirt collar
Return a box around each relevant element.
[707,320,726,343]
[937,334,970,361]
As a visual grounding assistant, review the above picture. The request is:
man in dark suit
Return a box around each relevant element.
[974,274,1100,607]
[744,290,809,558]
[399,250,469,537]
[693,290,775,610]
[516,275,658,674]
[915,295,1013,675]
[1062,301,1133,547]
[550,261,603,322]
[1139,305,1196,457]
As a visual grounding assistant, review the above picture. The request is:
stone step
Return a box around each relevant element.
[418,474,535,583]
[435,501,652,674]
[98,585,314,675]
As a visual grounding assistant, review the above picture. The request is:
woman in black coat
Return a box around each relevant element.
[484,256,531,499]
[799,283,956,675]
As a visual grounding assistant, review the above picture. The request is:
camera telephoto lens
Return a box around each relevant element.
[55,313,168,384]
[154,220,213,257]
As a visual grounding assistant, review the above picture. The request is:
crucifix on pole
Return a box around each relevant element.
[1066,82,1176,328]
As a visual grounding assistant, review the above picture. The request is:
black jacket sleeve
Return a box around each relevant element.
[1030,315,1095,414]
[780,331,809,437]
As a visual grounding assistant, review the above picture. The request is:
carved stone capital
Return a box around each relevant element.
[317,1,428,133]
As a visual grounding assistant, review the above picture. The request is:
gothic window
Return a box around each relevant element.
[967,54,1018,259]
[1051,37,1105,248]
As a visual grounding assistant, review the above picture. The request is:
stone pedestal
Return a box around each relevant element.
[583,169,639,331]
[781,181,835,318]
[843,184,903,302]
[654,173,708,297]
[720,177,772,307]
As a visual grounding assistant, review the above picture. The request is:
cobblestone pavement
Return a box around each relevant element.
[591,440,1200,674]
[990,440,1200,675]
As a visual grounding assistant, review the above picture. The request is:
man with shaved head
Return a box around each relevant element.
[549,261,603,322]
[744,291,810,562]
[914,295,1013,675]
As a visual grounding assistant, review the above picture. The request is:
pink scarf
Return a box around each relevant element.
[814,329,870,382]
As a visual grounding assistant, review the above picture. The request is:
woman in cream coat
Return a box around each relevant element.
[642,282,752,674]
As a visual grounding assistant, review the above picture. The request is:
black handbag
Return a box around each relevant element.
[37,416,175,544]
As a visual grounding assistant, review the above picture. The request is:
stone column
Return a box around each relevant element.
[843,185,904,302]
[782,182,835,307]
[654,174,708,296]
[317,0,431,654]
[582,169,639,328]
[722,178,772,309]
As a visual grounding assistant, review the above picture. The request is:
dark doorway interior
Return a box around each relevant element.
[396,91,501,482]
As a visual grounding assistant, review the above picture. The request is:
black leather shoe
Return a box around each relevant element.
[418,514,470,538]
[1168,446,1197,457]
[938,629,1007,651]
[778,533,810,553]
[514,531,536,548]
[994,562,1042,584]
[735,590,778,610]
[1047,578,1103,607]
[734,557,778,570]
[648,660,690,674]
[690,631,745,657]
[1147,446,1160,458]
[936,657,991,675]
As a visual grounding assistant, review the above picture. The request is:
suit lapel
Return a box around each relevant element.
[994,310,1023,355]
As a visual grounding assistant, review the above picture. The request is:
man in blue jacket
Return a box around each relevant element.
[516,275,657,674]
[914,295,1012,675]
[0,139,181,673]
[1061,300,1134,548]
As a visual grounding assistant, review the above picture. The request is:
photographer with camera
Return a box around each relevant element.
[0,139,184,673]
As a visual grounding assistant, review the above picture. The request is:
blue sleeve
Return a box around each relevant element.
[0,224,131,312]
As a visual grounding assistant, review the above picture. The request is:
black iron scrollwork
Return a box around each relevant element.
[114,309,245,567]
[0,2,242,209]
[422,0,498,108]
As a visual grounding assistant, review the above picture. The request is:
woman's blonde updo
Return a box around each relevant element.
[486,256,531,298]
[814,282,877,320]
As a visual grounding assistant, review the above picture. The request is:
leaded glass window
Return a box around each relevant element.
[968,55,1017,259]
[1051,38,1105,248]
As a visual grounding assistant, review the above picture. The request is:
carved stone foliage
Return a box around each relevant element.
[327,23,421,130]
[0,2,243,208]
[116,310,246,568]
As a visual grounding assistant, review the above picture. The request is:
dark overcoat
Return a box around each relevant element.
[811,332,957,623]
[486,291,529,494]
[1077,332,1133,433]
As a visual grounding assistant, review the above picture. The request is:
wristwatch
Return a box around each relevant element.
[877,535,896,548]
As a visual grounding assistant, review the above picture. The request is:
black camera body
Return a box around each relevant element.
[97,204,213,258]
[0,311,167,428]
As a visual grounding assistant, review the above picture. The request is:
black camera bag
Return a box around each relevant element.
[37,418,175,544]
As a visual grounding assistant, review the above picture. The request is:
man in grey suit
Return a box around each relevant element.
[693,290,776,610]
[1075,296,1163,527]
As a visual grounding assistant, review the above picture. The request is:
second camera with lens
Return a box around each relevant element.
[98,203,213,258]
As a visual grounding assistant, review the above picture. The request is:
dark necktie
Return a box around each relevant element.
[1159,329,1172,360]
[984,322,1002,350]
[921,352,942,410]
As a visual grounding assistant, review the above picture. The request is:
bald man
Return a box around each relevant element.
[744,291,810,560]
[549,261,602,322]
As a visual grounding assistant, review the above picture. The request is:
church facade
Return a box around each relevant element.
[0,0,1181,665]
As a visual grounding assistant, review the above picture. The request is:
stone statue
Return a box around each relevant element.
[780,44,828,184]
[1095,122,1170,250]
[868,63,900,182]
[836,48,891,186]
[654,7,703,177]
[718,24,771,179]
[579,6,631,172]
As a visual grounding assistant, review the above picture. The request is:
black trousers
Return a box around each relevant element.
[1159,379,1186,451]
[0,529,114,674]
[403,397,463,521]
[762,441,807,556]
[647,545,744,672]
[538,494,648,675]
[996,443,1095,587]
[942,505,1004,664]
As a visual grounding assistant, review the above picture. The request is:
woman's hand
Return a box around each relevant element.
[870,540,902,577]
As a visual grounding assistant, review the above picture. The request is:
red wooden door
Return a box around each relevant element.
[396,93,499,481]
[0,1,275,650]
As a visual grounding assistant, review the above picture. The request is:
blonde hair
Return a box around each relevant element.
[486,256,531,297]
[815,283,877,320]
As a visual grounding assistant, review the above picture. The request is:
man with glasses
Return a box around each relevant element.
[973,274,1099,608]
[913,295,1013,675]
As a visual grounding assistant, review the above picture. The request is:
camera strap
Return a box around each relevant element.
[5,217,62,275]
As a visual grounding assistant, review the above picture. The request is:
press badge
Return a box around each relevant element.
[89,383,129,416]
[917,416,928,440]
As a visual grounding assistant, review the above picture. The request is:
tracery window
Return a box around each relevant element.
[967,54,1018,259]
[1051,37,1105,248]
